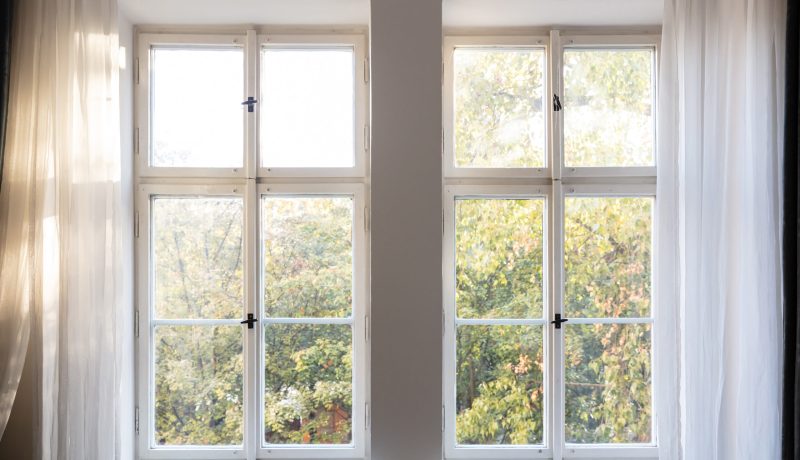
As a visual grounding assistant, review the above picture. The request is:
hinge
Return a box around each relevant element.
[442,308,445,337]
[441,405,445,432]
[135,406,140,435]
[134,310,139,338]
[441,61,444,87]
[363,124,370,152]
[134,127,140,155]
[364,206,370,232]
[135,58,140,85]
[441,130,444,157]
[134,211,140,238]
[365,402,370,429]
[365,314,370,342]
[363,58,369,84]
[441,209,445,234]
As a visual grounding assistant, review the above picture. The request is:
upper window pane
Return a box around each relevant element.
[153,197,244,319]
[260,48,355,168]
[453,48,546,168]
[564,197,652,318]
[456,198,545,319]
[262,196,353,318]
[151,47,244,168]
[563,48,654,167]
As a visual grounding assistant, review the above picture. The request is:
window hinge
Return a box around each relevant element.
[134,310,139,338]
[441,130,444,157]
[135,58,140,85]
[363,58,369,84]
[135,406,140,435]
[134,211,140,238]
[364,207,370,232]
[364,124,370,152]
[442,308,445,337]
[134,127,140,155]
[441,209,445,234]
[365,402,370,429]
[441,405,445,432]
[365,314,370,342]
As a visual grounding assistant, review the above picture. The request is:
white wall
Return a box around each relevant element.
[369,1,443,459]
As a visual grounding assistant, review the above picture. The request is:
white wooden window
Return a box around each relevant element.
[135,30,369,460]
[443,32,659,460]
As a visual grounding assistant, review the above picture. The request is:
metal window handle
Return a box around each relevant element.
[241,96,258,112]
[553,94,563,112]
[240,313,258,329]
[551,313,568,329]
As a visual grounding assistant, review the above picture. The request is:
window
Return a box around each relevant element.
[443,33,658,459]
[135,30,369,459]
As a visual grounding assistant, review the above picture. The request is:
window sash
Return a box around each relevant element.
[136,32,368,179]
[442,30,660,460]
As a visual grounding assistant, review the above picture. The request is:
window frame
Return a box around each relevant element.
[442,31,660,460]
[135,29,370,460]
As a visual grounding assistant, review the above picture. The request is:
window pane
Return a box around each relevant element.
[564,323,652,443]
[456,198,544,319]
[153,197,243,319]
[564,197,652,318]
[155,325,243,446]
[456,325,544,445]
[261,48,355,168]
[262,196,353,318]
[151,48,244,168]
[454,48,546,168]
[264,324,353,445]
[563,49,654,167]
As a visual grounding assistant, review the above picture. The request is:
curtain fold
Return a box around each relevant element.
[659,0,786,458]
[0,0,126,458]
[782,0,799,457]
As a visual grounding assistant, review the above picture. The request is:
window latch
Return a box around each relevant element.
[553,94,563,112]
[241,96,258,113]
[240,313,258,329]
[551,313,568,329]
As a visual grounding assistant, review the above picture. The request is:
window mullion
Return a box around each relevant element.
[245,30,258,180]
[550,181,565,460]
[244,178,259,460]
[549,29,563,181]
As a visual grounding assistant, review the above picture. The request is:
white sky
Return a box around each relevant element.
[151,47,355,169]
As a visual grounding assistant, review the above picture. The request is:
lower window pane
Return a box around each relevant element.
[456,325,544,445]
[154,325,244,446]
[564,323,652,444]
[264,324,353,445]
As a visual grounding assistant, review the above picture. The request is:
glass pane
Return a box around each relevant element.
[563,48,654,167]
[153,197,243,319]
[454,48,546,168]
[564,323,652,443]
[154,325,243,446]
[264,324,353,445]
[262,196,353,318]
[456,198,544,319]
[456,325,544,445]
[564,197,652,318]
[151,48,244,168]
[261,48,355,168]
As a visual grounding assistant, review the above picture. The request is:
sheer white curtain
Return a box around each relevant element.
[0,0,129,458]
[657,0,785,458]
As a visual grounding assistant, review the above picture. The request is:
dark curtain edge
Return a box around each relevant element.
[784,0,800,458]
[0,0,12,191]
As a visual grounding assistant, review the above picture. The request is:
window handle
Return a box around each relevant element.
[241,96,258,113]
[551,313,568,329]
[553,94,563,112]
[240,313,258,329]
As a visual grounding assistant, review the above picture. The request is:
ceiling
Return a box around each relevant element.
[119,0,662,27]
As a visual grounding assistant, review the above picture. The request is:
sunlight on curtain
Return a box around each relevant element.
[658,0,786,458]
[0,0,126,458]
